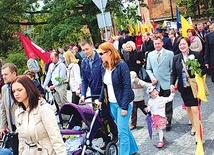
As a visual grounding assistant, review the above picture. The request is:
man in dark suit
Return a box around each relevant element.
[141,32,155,68]
[156,28,173,51]
[204,28,214,83]
[168,29,180,55]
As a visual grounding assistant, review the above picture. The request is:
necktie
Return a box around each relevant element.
[171,39,174,46]
[157,52,161,63]
[7,84,14,126]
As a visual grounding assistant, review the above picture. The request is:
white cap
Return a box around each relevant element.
[146,86,156,95]
[130,71,137,83]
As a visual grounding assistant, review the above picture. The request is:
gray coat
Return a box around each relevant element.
[0,85,18,131]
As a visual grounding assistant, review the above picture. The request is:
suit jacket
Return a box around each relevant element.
[170,50,206,92]
[146,48,174,90]
[0,85,18,131]
[204,32,214,69]
[171,37,180,55]
[162,37,173,51]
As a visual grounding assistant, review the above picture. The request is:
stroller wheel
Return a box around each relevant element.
[104,142,118,155]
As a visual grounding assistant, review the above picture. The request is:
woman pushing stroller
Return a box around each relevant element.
[97,42,139,155]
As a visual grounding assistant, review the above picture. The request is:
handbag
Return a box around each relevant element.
[66,82,71,90]
[181,60,198,98]
[138,67,151,82]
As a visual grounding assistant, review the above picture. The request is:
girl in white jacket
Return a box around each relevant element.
[145,86,175,148]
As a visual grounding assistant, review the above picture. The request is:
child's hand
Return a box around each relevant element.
[152,78,158,85]
[144,107,149,113]
[170,85,175,93]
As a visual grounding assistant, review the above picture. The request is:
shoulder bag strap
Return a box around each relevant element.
[67,65,74,84]
[181,59,190,79]
[51,62,61,74]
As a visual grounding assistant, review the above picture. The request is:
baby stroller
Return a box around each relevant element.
[59,96,118,155]
[0,131,16,154]
[44,87,59,115]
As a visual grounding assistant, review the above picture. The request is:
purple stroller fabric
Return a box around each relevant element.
[59,103,102,142]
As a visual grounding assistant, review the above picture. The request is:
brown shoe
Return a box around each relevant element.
[129,125,136,130]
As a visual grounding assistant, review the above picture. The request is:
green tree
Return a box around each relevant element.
[0,0,147,56]
[36,0,147,46]
[177,0,214,18]
[3,50,28,75]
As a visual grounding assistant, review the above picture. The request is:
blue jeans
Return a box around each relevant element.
[0,148,13,155]
[110,102,138,155]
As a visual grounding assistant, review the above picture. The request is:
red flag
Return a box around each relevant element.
[142,13,146,23]
[18,32,51,64]
[152,19,157,31]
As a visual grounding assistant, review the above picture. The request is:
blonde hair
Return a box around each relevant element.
[63,50,79,66]
[126,41,136,51]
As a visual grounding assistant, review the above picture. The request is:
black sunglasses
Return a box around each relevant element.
[99,51,108,56]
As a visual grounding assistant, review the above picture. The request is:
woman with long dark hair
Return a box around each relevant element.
[11,75,66,155]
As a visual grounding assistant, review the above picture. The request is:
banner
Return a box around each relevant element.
[180,15,193,37]
[176,6,181,30]
[18,32,51,64]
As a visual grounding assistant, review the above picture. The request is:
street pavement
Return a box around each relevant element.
[132,75,214,155]
[65,76,214,155]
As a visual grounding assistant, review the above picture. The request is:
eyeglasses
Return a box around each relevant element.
[99,51,108,56]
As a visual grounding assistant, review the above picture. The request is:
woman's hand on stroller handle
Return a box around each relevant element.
[95,99,102,108]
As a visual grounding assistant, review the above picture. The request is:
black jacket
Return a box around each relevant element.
[204,32,214,69]
[141,39,155,59]
[170,50,206,92]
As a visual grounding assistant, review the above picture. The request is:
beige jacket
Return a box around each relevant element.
[15,99,66,155]
[189,36,202,52]
[0,85,18,131]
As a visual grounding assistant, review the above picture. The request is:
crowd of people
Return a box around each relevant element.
[0,19,213,155]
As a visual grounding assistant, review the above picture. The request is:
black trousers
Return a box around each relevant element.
[9,125,18,155]
[131,100,147,126]
[211,69,214,83]
[72,92,80,104]
[101,102,118,138]
[90,92,118,142]
[159,87,173,125]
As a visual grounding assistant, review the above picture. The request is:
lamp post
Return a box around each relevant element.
[170,0,174,20]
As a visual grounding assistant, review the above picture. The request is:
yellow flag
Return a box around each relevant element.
[134,23,140,35]
[195,135,204,155]
[128,24,135,35]
[195,74,208,102]
[146,23,151,33]
[180,14,193,37]
[161,22,165,28]
[40,60,45,74]
[141,24,145,34]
